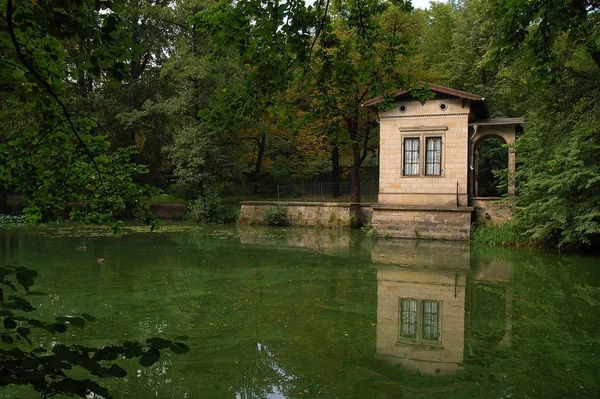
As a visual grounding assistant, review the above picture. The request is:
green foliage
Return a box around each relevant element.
[485,0,600,71]
[187,190,240,224]
[470,221,536,247]
[0,0,162,228]
[0,265,189,398]
[513,81,600,248]
[263,205,287,226]
[477,137,508,197]
[480,3,600,249]
[187,192,222,224]
[0,214,28,225]
[361,222,380,238]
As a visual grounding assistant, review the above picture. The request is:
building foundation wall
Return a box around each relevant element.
[371,206,473,240]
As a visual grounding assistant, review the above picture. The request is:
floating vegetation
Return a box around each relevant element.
[0,214,29,225]
[36,222,198,238]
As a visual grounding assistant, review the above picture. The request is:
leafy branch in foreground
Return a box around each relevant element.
[0,0,161,227]
[0,266,188,398]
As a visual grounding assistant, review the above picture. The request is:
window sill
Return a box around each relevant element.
[396,340,443,350]
[401,175,445,178]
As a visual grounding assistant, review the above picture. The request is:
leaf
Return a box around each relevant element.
[139,347,160,367]
[146,337,171,349]
[169,342,190,355]
[1,333,14,344]
[81,313,97,322]
[64,316,85,328]
[108,364,127,378]
[92,346,121,361]
[15,267,38,292]
[4,318,17,329]
[52,323,67,333]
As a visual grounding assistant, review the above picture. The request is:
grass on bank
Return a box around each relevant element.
[470,220,539,247]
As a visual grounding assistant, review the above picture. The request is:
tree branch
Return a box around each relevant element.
[6,0,106,190]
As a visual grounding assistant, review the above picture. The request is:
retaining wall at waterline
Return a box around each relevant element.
[239,199,512,241]
[238,201,373,228]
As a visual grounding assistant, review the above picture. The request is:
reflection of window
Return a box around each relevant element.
[399,299,441,344]
[400,299,417,337]
[402,135,444,176]
[422,301,439,340]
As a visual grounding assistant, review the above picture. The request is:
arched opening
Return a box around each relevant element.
[474,136,508,197]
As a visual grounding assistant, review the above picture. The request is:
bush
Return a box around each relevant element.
[187,193,222,224]
[187,194,239,224]
[263,205,287,226]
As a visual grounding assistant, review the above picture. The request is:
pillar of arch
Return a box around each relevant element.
[468,122,519,199]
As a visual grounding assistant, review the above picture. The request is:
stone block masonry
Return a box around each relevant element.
[238,201,374,228]
[371,205,473,240]
[472,198,514,225]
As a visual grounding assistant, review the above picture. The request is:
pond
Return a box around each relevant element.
[1,225,599,398]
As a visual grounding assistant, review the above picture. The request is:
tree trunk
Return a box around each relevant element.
[331,142,340,198]
[351,143,361,203]
[346,116,363,203]
[592,51,600,70]
[500,285,514,347]
[253,132,266,193]
[0,183,8,214]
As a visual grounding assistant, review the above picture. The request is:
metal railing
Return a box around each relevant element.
[267,180,378,202]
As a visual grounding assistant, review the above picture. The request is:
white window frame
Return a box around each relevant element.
[400,132,446,177]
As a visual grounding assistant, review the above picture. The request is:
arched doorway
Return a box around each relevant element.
[474,136,508,197]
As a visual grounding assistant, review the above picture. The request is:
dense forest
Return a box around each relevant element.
[1,0,599,248]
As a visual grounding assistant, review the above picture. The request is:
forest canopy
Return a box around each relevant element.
[1,0,599,248]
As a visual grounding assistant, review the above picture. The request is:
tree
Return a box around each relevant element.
[200,0,417,202]
[481,0,600,248]
[0,0,160,227]
[485,0,600,70]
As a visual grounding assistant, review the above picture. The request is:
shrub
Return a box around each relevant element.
[187,194,240,224]
[187,193,222,224]
[361,222,380,238]
[263,205,287,226]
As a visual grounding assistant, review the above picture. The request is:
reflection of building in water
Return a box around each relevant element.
[468,252,515,349]
[238,227,351,255]
[373,241,469,375]
[373,242,516,376]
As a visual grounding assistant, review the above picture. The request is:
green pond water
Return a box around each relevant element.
[1,225,599,398]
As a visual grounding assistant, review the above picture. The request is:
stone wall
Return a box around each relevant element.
[239,201,374,228]
[371,205,473,240]
[472,198,514,225]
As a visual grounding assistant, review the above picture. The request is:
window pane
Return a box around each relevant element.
[399,299,417,338]
[422,301,439,340]
[425,137,442,176]
[404,138,420,176]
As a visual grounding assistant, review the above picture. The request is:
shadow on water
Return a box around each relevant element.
[0,225,599,398]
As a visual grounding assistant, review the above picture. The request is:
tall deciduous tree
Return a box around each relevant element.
[0,0,160,226]
[201,0,416,202]
[482,0,600,248]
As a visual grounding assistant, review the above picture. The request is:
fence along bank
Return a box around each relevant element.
[239,83,522,240]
